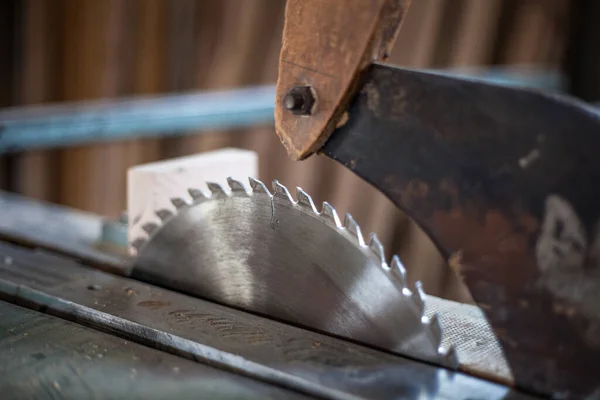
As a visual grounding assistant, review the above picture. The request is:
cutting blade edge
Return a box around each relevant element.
[132,177,458,369]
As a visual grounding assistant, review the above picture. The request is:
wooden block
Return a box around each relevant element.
[127,148,258,254]
[275,0,412,160]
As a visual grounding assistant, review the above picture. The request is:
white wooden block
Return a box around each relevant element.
[127,148,258,254]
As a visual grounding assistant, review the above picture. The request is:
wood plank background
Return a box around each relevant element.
[2,0,574,302]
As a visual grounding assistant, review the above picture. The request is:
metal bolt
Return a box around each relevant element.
[283,86,315,116]
[284,93,304,111]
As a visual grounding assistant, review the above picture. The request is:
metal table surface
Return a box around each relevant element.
[0,300,310,400]
[0,190,128,273]
[0,190,515,386]
[0,240,536,400]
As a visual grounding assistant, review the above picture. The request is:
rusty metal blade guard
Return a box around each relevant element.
[321,63,600,398]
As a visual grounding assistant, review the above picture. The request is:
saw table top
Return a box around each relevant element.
[0,189,532,399]
[0,300,309,400]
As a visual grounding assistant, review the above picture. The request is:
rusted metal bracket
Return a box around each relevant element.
[274,0,412,161]
[321,63,600,399]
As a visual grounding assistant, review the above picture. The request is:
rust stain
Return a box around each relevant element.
[553,303,577,318]
[410,180,600,394]
[391,88,408,117]
[363,82,380,116]
[137,300,171,309]
[430,201,538,283]
[406,180,429,199]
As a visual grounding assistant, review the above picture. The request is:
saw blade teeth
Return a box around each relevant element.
[130,237,147,251]
[227,177,248,194]
[344,214,365,246]
[248,177,271,196]
[368,233,386,266]
[442,345,459,368]
[390,255,407,288]
[188,188,208,201]
[170,197,189,209]
[141,222,159,236]
[296,187,318,213]
[321,202,342,227]
[427,313,443,346]
[272,180,295,203]
[155,209,174,221]
[206,182,228,197]
[138,177,457,369]
[411,281,426,315]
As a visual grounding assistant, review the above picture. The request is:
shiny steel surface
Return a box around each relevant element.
[133,177,455,368]
[0,241,535,400]
[0,300,309,400]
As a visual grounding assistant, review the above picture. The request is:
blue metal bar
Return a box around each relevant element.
[0,68,568,154]
[0,85,276,153]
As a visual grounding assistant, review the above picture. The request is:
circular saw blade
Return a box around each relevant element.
[132,177,457,368]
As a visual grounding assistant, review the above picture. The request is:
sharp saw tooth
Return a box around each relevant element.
[390,255,407,288]
[368,233,386,266]
[130,237,147,251]
[155,209,174,221]
[135,177,456,370]
[171,197,189,209]
[272,180,295,203]
[296,187,318,213]
[142,222,159,235]
[248,177,271,195]
[227,177,248,194]
[188,188,208,201]
[344,213,365,246]
[411,281,426,314]
[321,202,342,227]
[442,346,459,368]
[427,313,443,346]
[206,182,228,197]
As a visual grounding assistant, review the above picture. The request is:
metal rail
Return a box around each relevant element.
[0,85,276,153]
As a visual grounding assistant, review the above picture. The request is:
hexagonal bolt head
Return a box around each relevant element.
[283,86,315,116]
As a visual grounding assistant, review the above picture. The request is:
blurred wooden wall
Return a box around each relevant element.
[3,0,572,302]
